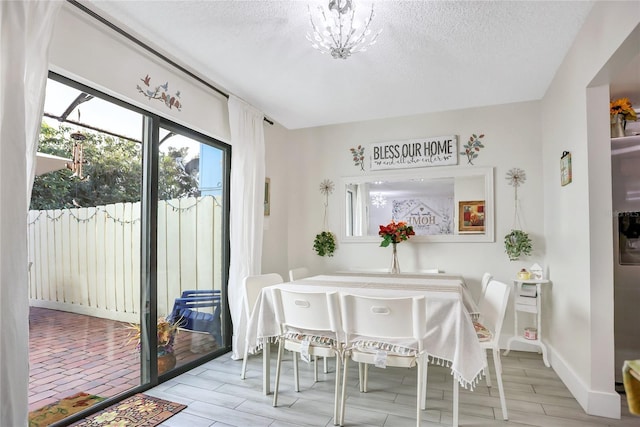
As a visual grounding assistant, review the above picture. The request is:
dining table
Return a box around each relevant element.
[244,272,486,395]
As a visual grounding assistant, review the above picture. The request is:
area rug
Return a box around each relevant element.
[70,393,186,426]
[29,392,106,427]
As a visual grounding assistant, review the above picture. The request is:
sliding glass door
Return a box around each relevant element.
[28,73,230,423]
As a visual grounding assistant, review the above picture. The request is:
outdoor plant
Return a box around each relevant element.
[313,231,336,257]
[504,229,532,261]
[379,220,415,247]
[128,316,181,355]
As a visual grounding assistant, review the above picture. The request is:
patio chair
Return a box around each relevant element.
[167,289,222,346]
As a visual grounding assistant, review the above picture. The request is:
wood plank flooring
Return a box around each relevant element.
[146,348,639,427]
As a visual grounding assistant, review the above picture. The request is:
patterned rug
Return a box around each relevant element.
[29,392,106,427]
[70,393,186,426]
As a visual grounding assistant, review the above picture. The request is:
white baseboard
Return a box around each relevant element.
[30,299,138,323]
[545,341,621,419]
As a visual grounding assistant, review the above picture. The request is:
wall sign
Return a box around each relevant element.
[370,136,458,171]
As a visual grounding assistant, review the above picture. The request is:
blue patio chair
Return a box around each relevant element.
[168,289,223,346]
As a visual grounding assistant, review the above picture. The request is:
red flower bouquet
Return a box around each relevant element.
[379,220,415,247]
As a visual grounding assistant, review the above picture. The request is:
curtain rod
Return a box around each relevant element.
[66,0,274,126]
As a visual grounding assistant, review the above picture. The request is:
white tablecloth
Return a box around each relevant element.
[245,274,486,389]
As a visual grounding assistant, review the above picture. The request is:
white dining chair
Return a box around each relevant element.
[468,278,511,421]
[240,273,284,380]
[288,267,310,281]
[480,272,493,297]
[339,294,427,427]
[271,288,342,425]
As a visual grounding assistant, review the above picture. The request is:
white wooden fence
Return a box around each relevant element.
[27,196,223,323]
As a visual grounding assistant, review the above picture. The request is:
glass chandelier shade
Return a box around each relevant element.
[371,192,387,208]
[306,0,382,60]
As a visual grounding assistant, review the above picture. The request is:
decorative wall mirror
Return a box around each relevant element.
[341,166,494,243]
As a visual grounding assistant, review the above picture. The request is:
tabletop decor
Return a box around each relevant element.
[314,179,337,257]
[128,316,181,374]
[379,220,415,273]
[610,97,637,138]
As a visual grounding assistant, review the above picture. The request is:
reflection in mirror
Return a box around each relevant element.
[342,167,493,243]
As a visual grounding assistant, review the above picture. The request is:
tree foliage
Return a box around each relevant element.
[31,123,199,210]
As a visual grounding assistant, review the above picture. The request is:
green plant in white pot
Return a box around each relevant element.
[504,229,532,261]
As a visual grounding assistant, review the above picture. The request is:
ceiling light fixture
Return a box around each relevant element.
[306,0,382,60]
[371,192,387,208]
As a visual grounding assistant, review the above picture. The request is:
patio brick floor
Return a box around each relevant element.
[28,307,218,413]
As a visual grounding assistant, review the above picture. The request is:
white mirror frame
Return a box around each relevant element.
[340,166,494,243]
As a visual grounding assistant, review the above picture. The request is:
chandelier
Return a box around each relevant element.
[371,192,387,208]
[306,0,382,60]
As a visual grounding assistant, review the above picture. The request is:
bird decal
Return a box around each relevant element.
[136,74,183,111]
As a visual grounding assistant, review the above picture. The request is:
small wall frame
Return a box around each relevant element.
[264,178,271,216]
[458,200,485,233]
[561,151,572,186]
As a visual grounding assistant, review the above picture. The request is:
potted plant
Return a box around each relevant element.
[504,229,532,261]
[128,316,181,374]
[313,231,336,257]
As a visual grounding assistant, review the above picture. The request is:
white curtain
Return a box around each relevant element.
[227,95,265,360]
[0,0,62,424]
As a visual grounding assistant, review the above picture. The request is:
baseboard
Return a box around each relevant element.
[545,341,621,419]
[30,299,137,323]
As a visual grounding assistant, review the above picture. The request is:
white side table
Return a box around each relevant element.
[503,278,550,367]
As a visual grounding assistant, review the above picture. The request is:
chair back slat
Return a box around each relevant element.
[273,288,340,335]
[340,294,426,346]
[288,267,311,281]
[477,279,510,336]
[243,273,284,316]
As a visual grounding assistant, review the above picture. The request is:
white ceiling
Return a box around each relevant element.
[83,1,606,130]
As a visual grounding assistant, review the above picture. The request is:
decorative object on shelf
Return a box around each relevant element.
[530,263,543,279]
[350,145,366,171]
[379,220,415,273]
[460,133,485,165]
[306,0,382,60]
[560,151,572,186]
[314,179,337,257]
[517,268,531,280]
[458,200,485,233]
[136,74,182,111]
[610,97,637,138]
[505,167,533,260]
[127,316,182,375]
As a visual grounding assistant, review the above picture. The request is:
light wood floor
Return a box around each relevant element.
[147,349,638,427]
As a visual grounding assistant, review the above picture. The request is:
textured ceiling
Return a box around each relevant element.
[84,0,598,130]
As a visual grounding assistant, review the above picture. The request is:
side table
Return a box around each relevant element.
[503,278,550,367]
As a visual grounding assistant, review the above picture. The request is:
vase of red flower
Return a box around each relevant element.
[379,220,415,274]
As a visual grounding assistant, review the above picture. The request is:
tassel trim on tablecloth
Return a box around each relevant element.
[248,337,486,390]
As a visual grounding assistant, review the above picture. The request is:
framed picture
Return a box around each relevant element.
[264,178,271,216]
[561,151,572,186]
[459,200,485,233]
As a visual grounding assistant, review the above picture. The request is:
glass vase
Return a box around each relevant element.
[390,243,400,274]
[611,113,626,138]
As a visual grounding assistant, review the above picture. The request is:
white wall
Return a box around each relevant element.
[271,101,545,317]
[49,3,230,143]
[541,0,640,418]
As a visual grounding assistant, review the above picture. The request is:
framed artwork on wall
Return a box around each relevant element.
[459,200,485,233]
[264,178,271,216]
[561,151,572,186]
